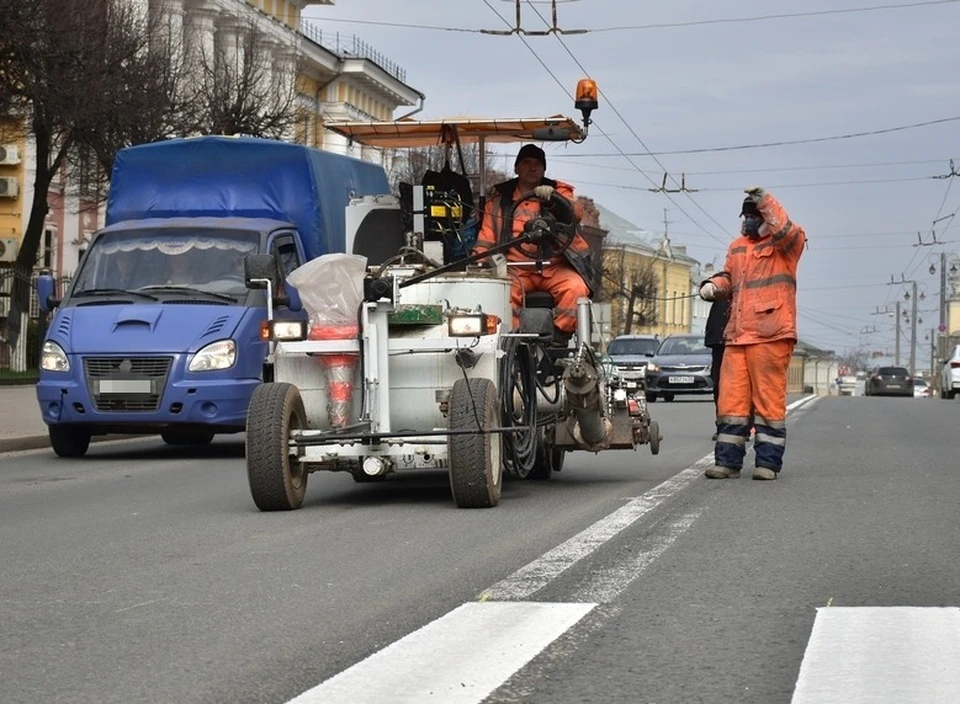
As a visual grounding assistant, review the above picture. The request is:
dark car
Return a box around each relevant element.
[865,366,913,397]
[645,334,714,402]
[606,335,661,389]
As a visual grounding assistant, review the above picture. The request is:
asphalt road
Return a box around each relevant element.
[2,394,959,703]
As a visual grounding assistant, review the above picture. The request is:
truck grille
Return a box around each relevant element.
[83,357,173,412]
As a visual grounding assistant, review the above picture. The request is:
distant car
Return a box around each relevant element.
[606,334,660,389]
[865,366,913,397]
[912,378,931,398]
[645,334,713,402]
[940,344,960,400]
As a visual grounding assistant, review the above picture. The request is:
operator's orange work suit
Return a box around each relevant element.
[472,178,589,334]
[706,192,806,473]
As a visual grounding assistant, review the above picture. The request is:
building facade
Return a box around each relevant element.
[0,0,422,281]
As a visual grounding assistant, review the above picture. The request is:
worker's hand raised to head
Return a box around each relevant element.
[533,185,556,201]
[699,282,718,301]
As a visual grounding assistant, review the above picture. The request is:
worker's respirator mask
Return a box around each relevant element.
[742,215,763,239]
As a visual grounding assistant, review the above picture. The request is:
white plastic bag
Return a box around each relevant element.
[286,253,367,326]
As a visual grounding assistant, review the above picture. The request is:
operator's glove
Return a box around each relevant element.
[699,282,718,301]
[533,185,556,201]
[743,185,767,202]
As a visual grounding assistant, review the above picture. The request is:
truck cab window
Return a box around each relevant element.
[272,236,302,296]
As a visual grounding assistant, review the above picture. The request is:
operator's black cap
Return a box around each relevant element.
[515,144,546,168]
[740,197,760,217]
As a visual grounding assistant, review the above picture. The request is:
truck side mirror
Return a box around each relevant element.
[244,254,277,290]
[36,273,60,314]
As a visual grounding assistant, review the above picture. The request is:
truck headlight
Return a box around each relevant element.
[448,313,500,337]
[40,341,70,372]
[189,339,236,371]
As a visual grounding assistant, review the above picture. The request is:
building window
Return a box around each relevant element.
[41,228,55,270]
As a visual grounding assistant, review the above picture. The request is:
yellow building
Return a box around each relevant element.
[589,203,699,339]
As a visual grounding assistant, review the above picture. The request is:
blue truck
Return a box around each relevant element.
[35,135,390,457]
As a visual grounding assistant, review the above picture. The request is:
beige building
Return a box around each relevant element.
[585,203,700,339]
[0,0,423,280]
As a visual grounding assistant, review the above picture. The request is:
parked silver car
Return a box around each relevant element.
[645,334,714,402]
[940,344,960,400]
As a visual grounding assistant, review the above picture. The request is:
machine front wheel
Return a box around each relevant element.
[246,383,307,511]
[649,420,661,455]
[448,378,503,508]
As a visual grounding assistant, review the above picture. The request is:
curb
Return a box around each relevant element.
[0,433,150,455]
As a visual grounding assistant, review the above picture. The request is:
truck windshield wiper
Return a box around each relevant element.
[72,288,159,301]
[139,285,238,302]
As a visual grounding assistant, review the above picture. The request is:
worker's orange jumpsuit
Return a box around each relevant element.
[472,178,589,334]
[707,192,806,473]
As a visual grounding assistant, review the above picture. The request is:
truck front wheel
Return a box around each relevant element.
[246,383,307,511]
[49,425,91,458]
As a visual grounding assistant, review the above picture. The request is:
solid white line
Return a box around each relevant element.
[287,602,596,704]
[792,607,960,703]
[481,460,712,602]
[573,508,703,604]
[787,394,819,412]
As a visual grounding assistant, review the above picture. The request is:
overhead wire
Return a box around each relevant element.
[515,0,730,245]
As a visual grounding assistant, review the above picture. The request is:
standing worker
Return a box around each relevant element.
[699,187,806,480]
[471,144,593,346]
[703,297,730,441]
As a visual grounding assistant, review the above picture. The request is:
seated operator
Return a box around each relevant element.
[470,144,593,346]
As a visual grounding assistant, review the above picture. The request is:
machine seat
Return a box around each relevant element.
[524,291,556,309]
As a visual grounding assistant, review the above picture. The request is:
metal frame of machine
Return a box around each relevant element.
[243,82,662,510]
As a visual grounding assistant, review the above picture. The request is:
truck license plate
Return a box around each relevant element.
[99,379,151,394]
[669,376,695,384]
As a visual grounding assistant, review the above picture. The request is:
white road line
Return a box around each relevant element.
[287,602,596,704]
[787,394,819,412]
[480,461,712,602]
[792,607,960,703]
[573,508,703,604]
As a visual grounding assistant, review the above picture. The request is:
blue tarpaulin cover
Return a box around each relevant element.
[106,136,390,261]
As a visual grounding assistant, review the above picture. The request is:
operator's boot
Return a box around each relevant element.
[705,465,740,479]
[752,467,777,481]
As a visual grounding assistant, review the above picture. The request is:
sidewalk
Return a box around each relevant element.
[0,384,50,453]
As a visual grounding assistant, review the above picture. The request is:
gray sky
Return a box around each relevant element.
[304,0,960,364]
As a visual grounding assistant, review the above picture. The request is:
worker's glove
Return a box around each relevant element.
[699,282,718,301]
[743,185,767,202]
[533,185,556,201]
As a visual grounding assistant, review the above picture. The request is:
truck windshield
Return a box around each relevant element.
[72,228,259,300]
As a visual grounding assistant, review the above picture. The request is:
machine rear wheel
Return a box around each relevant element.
[49,425,91,458]
[246,383,307,511]
[529,433,564,480]
[649,420,661,455]
[448,378,502,508]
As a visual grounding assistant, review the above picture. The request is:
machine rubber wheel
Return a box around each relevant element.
[448,378,502,508]
[645,392,657,402]
[245,382,307,511]
[49,425,91,458]
[649,420,661,455]
[662,393,675,402]
[161,430,214,446]
[529,435,564,481]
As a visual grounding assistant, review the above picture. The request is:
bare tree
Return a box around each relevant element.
[389,143,510,200]
[195,20,301,139]
[838,347,869,373]
[0,0,205,356]
[601,246,659,334]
